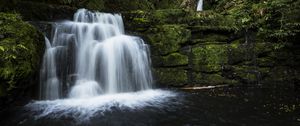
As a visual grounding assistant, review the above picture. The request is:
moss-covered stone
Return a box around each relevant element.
[232,65,271,84]
[191,34,230,44]
[192,72,238,86]
[233,68,258,84]
[154,68,188,86]
[257,57,275,67]
[228,42,250,65]
[151,9,191,24]
[146,25,191,55]
[0,12,44,97]
[161,53,188,67]
[122,10,152,32]
[150,0,185,9]
[189,25,236,33]
[254,42,274,56]
[192,44,228,72]
[203,34,229,42]
[100,0,154,11]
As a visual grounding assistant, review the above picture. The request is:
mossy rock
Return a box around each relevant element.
[189,25,236,33]
[150,0,185,9]
[0,12,44,97]
[188,11,238,32]
[232,65,271,84]
[257,57,275,67]
[154,68,188,86]
[123,9,192,30]
[191,33,230,44]
[192,72,238,86]
[202,33,229,42]
[100,0,154,12]
[146,25,191,55]
[254,42,275,57]
[191,11,235,26]
[228,42,250,65]
[150,9,191,24]
[192,44,228,72]
[122,10,152,32]
[162,53,188,66]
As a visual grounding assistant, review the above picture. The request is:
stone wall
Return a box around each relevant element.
[123,9,300,87]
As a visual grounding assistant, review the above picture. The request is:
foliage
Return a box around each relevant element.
[256,0,300,41]
[0,12,43,96]
[214,0,300,42]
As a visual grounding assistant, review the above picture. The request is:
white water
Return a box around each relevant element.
[35,9,175,121]
[197,0,204,11]
[27,90,177,121]
[39,37,61,100]
[40,9,153,100]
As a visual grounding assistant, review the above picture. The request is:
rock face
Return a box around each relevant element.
[1,0,299,88]
[122,0,300,87]
[0,13,44,105]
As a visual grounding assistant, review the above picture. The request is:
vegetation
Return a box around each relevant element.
[0,0,299,88]
[0,12,43,97]
[214,0,300,42]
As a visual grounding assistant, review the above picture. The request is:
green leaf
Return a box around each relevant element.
[0,46,4,51]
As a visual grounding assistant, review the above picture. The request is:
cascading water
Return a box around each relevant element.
[197,0,204,11]
[40,9,153,100]
[30,9,176,122]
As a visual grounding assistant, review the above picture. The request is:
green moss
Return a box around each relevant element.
[146,25,191,55]
[161,53,188,67]
[192,44,228,72]
[257,57,275,67]
[193,34,229,43]
[234,73,257,83]
[90,0,153,11]
[193,73,238,85]
[86,0,105,10]
[190,25,236,32]
[228,42,249,65]
[189,10,238,31]
[150,0,184,9]
[154,68,188,86]
[254,42,274,56]
[0,12,44,96]
[151,9,190,24]
[232,65,271,83]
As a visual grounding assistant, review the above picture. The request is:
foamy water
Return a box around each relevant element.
[27,90,177,122]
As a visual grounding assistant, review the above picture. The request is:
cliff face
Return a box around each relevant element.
[0,0,299,89]
[122,0,300,87]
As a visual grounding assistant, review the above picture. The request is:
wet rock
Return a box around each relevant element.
[146,25,191,55]
[192,44,228,73]
[154,68,188,87]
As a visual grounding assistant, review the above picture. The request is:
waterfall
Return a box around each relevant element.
[197,0,203,11]
[40,9,153,100]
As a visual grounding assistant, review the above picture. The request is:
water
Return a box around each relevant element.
[40,9,153,100]
[30,8,177,123]
[1,86,299,126]
[197,0,203,11]
[2,8,298,126]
